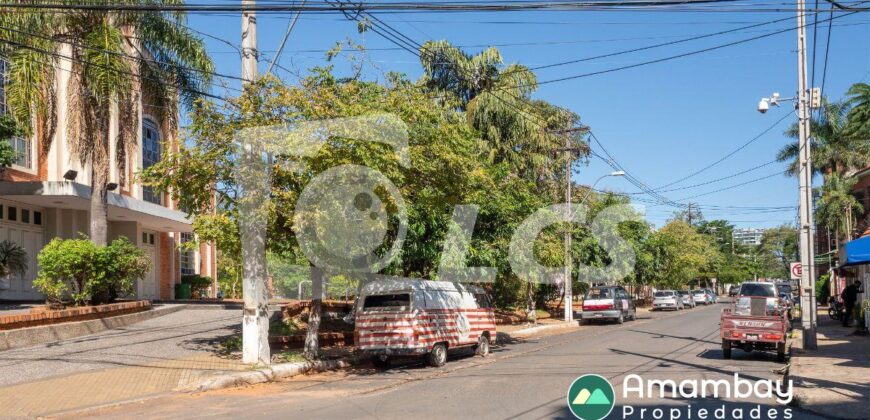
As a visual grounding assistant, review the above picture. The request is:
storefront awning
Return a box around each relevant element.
[839,235,870,267]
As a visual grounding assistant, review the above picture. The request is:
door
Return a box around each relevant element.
[138,231,158,300]
[0,203,45,300]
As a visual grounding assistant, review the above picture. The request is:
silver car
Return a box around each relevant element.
[652,290,684,311]
[678,290,696,308]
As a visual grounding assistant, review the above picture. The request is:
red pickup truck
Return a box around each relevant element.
[720,282,789,362]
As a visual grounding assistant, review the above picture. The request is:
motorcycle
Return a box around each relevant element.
[829,297,843,320]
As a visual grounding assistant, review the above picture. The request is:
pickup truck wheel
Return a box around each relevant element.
[776,342,786,362]
[722,340,732,359]
[428,343,448,367]
[475,335,490,357]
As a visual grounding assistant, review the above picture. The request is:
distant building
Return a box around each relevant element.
[732,228,765,246]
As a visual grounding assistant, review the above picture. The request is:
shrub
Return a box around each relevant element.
[34,238,97,306]
[92,238,151,304]
[182,274,213,298]
[34,237,151,306]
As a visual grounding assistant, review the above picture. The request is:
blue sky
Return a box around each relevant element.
[186,7,870,229]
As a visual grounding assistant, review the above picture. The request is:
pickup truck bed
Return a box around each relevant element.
[720,299,788,362]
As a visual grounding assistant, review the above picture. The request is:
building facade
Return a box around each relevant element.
[0,51,216,301]
[732,227,765,247]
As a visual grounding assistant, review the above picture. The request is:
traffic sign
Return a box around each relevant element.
[790,262,802,280]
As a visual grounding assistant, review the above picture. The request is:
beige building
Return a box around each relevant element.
[0,54,216,301]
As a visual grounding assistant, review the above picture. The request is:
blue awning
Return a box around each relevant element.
[840,236,870,267]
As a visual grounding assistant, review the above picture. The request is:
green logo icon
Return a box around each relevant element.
[567,374,615,420]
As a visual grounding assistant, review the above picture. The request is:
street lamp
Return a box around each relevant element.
[564,170,626,323]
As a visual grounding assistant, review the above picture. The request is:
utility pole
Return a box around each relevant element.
[240,0,270,365]
[551,126,586,324]
[796,0,818,349]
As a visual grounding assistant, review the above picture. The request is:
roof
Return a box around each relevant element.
[360,275,485,295]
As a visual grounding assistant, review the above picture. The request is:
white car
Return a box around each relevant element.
[678,290,696,308]
[652,290,684,311]
[692,290,709,305]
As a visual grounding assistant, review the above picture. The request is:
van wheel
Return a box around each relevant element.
[428,343,448,367]
[371,355,390,369]
[722,340,732,359]
[475,336,490,357]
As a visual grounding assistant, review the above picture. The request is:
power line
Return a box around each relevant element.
[625,159,782,194]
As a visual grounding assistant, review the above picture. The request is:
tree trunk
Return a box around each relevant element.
[90,163,109,246]
[303,267,324,360]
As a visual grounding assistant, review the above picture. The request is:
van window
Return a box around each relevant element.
[585,288,612,299]
[473,293,492,309]
[363,294,411,309]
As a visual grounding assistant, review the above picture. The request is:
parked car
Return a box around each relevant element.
[678,290,696,308]
[705,288,718,304]
[728,285,740,297]
[652,290,684,311]
[692,289,710,305]
[580,285,636,324]
[355,278,497,368]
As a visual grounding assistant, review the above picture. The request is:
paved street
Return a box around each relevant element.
[68,300,822,420]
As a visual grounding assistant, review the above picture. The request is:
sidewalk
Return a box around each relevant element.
[0,308,248,418]
[790,308,870,419]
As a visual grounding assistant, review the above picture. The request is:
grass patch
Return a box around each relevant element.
[274,350,307,364]
[221,335,242,353]
[270,319,304,336]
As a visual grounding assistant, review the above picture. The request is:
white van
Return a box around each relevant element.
[354,277,496,368]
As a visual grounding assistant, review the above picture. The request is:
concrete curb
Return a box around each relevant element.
[186,355,364,393]
[0,304,188,351]
[509,322,579,338]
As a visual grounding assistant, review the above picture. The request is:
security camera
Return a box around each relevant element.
[758,99,770,114]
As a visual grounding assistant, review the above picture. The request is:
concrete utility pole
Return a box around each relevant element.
[240,0,270,365]
[563,131,574,324]
[795,0,818,349]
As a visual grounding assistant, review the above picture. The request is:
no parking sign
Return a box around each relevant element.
[790,262,802,280]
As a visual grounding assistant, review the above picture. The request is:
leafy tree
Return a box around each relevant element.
[0,3,214,245]
[779,99,870,177]
[845,82,870,135]
[656,221,719,288]
[759,225,799,278]
[0,114,22,169]
[815,173,865,244]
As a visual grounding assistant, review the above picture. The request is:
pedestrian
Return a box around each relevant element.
[841,281,861,327]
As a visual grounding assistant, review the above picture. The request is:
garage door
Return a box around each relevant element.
[0,202,45,301]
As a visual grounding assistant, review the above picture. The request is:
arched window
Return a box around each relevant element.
[142,119,162,204]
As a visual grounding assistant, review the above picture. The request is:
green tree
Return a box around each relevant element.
[656,220,719,289]
[759,225,799,278]
[0,4,214,245]
[779,99,870,178]
[815,173,865,244]
[845,82,870,135]
[0,114,22,169]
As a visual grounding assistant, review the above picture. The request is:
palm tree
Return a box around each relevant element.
[815,174,864,245]
[778,99,870,178]
[0,240,28,278]
[845,82,870,135]
[418,41,578,178]
[0,2,214,245]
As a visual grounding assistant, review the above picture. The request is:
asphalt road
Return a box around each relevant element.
[67,300,825,420]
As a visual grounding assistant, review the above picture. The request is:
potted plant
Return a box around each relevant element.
[0,240,28,290]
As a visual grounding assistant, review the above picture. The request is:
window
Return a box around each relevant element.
[33,211,41,226]
[142,232,148,243]
[142,119,162,204]
[180,232,195,275]
[149,233,155,245]
[21,209,29,224]
[739,283,776,297]
[7,206,16,221]
[363,293,411,310]
[585,288,612,299]
[11,136,31,169]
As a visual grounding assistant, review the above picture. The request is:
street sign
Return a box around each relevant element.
[790,262,802,280]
